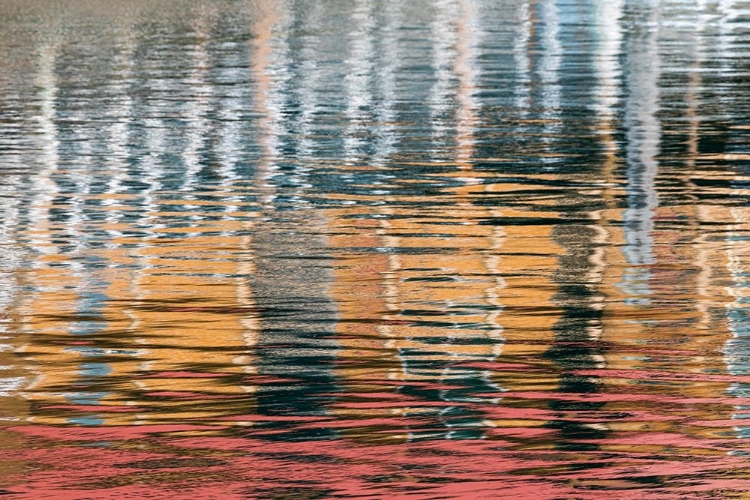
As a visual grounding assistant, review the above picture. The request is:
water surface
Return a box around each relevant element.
[1,0,750,497]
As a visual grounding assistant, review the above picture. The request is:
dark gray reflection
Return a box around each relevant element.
[247,1,339,437]
[539,0,609,452]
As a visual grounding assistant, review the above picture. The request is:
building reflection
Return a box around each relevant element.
[329,0,564,441]
[719,0,750,442]
[12,7,265,428]
[599,0,735,451]
[0,0,746,465]
[247,0,340,438]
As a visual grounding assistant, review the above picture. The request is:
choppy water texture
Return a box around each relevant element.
[1,0,750,498]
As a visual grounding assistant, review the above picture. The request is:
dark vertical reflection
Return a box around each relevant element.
[248,0,339,437]
[540,0,608,451]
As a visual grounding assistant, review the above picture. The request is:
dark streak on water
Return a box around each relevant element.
[1,0,750,498]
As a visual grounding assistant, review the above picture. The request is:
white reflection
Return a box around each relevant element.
[619,2,661,302]
[288,1,324,195]
[103,31,136,242]
[538,0,562,164]
[27,43,61,257]
[594,0,623,117]
[513,0,532,113]
[371,0,400,167]
[343,0,376,164]
[181,16,212,202]
[250,0,291,206]
[454,0,480,169]
[591,0,623,327]
[428,0,459,145]
[17,41,62,407]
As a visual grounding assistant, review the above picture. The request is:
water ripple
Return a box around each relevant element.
[0,0,750,497]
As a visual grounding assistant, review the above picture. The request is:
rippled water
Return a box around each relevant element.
[1,0,750,497]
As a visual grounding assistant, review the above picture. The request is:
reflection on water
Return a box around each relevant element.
[1,0,750,497]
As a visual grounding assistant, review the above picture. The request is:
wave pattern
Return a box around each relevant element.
[1,0,750,497]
